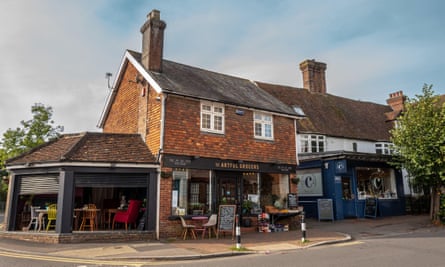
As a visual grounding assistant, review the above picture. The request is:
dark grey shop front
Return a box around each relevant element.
[7,166,158,234]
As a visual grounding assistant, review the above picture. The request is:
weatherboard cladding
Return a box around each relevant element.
[127,50,298,116]
[6,132,157,165]
[257,82,394,141]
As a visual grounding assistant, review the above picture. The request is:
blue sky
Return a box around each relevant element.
[1,0,444,135]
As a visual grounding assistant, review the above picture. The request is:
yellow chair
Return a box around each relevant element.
[46,204,57,231]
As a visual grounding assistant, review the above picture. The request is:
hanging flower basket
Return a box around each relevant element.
[291,177,300,184]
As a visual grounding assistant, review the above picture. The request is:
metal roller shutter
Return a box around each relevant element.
[19,175,59,195]
[75,173,149,188]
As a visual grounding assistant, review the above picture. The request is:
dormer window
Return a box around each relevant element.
[201,101,224,134]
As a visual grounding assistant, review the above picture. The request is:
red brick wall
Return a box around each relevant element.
[163,96,296,164]
[103,62,140,133]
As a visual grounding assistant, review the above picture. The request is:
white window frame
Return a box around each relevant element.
[375,142,392,155]
[200,101,225,134]
[254,112,274,140]
[300,134,325,153]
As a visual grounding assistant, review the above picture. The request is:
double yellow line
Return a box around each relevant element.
[0,250,163,266]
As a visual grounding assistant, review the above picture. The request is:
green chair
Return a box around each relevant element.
[46,204,57,231]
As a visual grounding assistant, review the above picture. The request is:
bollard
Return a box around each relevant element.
[300,211,306,242]
[236,214,241,249]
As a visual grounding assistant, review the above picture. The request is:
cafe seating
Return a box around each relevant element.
[201,214,218,239]
[27,206,40,231]
[79,204,98,231]
[112,200,142,230]
[46,204,57,231]
[179,216,196,240]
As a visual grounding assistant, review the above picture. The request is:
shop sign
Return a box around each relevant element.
[296,169,323,196]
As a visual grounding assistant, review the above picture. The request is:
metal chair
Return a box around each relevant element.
[179,216,197,240]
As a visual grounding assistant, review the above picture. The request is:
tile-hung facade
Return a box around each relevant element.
[98,10,303,238]
[260,62,406,220]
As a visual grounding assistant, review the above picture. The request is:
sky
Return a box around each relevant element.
[1,0,444,136]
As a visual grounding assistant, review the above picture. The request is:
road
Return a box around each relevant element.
[161,230,445,267]
[1,229,444,267]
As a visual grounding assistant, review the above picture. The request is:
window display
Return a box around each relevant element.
[356,167,397,199]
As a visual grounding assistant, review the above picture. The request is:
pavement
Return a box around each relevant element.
[0,215,437,262]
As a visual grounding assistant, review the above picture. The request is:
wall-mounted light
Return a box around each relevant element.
[324,162,329,169]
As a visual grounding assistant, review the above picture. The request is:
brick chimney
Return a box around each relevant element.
[140,10,166,72]
[386,90,406,111]
[299,59,327,94]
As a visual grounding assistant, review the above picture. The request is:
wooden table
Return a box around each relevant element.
[192,216,208,238]
[104,208,119,229]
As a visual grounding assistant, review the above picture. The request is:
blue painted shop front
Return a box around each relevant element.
[296,154,406,220]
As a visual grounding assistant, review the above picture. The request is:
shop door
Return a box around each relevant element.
[341,176,357,218]
[215,172,242,213]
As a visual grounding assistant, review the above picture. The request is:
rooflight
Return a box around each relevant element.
[292,106,305,116]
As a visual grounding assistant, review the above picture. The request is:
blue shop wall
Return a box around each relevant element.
[297,159,406,220]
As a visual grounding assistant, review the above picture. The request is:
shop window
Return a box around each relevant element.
[254,112,273,140]
[172,169,210,216]
[356,168,397,199]
[342,177,352,200]
[300,135,325,153]
[200,101,224,134]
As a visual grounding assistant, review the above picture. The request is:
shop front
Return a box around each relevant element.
[164,154,296,226]
[297,153,406,220]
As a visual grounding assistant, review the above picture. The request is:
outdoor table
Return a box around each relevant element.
[191,216,208,238]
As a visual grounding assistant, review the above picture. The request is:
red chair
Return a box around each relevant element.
[112,200,142,230]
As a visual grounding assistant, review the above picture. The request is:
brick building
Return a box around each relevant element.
[98,10,303,238]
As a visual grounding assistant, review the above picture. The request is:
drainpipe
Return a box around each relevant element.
[294,119,299,166]
[156,93,166,240]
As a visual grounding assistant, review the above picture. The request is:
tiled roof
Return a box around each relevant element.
[127,50,298,117]
[6,132,157,166]
[257,82,394,141]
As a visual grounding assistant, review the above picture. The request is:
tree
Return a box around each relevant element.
[0,103,63,201]
[390,84,445,222]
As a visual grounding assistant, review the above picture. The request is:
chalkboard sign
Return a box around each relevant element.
[317,199,334,221]
[287,193,298,209]
[217,205,236,239]
[364,197,377,218]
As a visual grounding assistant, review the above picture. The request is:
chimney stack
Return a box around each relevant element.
[386,90,405,112]
[299,59,327,94]
[140,10,166,72]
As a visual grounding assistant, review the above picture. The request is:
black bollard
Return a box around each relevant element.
[236,214,241,249]
[301,211,306,242]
